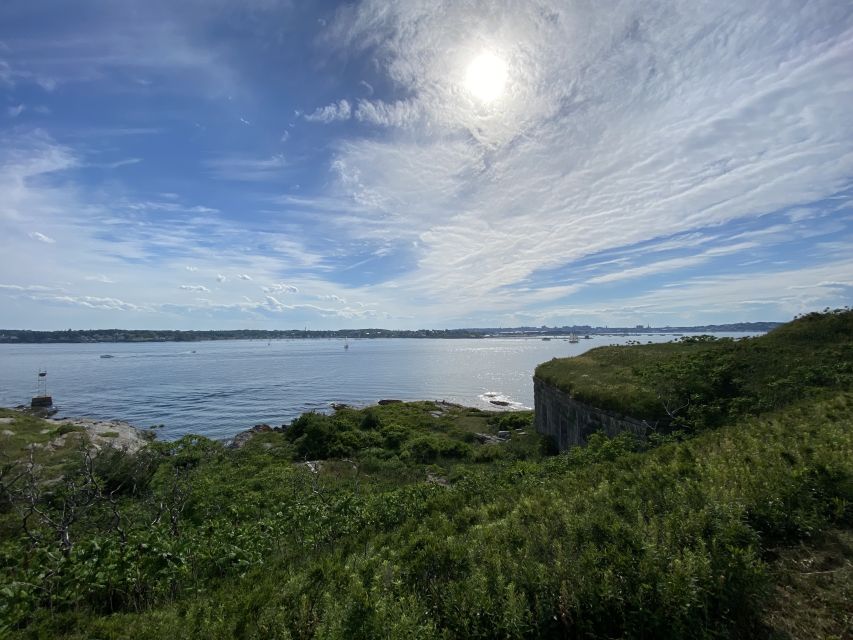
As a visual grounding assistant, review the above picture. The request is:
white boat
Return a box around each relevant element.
[99,354,114,359]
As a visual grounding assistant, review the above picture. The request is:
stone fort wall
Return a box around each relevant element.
[533,377,647,451]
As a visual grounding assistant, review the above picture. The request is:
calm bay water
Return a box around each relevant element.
[0,334,754,440]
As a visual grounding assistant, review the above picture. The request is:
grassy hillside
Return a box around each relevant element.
[1,309,851,638]
[535,308,853,429]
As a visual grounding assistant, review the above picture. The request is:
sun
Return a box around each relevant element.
[464,52,508,103]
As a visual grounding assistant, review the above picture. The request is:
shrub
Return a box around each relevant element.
[93,446,159,496]
[488,411,533,431]
[55,424,84,436]
[360,409,382,430]
[403,436,471,463]
[380,423,410,450]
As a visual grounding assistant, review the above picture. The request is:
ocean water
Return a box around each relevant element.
[0,334,755,440]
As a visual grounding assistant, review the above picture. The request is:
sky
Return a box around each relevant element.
[1,0,851,330]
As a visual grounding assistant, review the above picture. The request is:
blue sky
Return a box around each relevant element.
[1,0,851,330]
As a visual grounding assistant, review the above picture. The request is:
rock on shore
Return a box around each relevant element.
[48,416,152,453]
[228,423,286,449]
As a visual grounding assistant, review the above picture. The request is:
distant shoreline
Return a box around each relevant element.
[0,323,780,344]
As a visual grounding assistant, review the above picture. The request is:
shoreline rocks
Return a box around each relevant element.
[228,423,286,449]
[3,407,154,454]
[47,416,153,453]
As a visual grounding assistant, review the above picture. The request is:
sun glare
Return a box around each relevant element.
[464,52,508,103]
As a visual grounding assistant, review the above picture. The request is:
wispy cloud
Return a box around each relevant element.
[354,99,421,128]
[101,157,142,169]
[263,282,298,294]
[0,283,58,293]
[586,243,759,286]
[0,13,239,94]
[28,231,55,244]
[0,60,12,87]
[50,294,151,312]
[84,274,115,284]
[204,154,286,181]
[304,99,351,123]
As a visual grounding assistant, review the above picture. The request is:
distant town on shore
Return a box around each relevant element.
[0,322,782,343]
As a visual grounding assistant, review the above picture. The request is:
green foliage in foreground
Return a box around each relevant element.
[0,394,850,638]
[535,307,853,429]
[0,310,850,638]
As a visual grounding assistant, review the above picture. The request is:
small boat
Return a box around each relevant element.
[568,333,579,344]
[99,354,114,359]
[541,337,551,341]
[344,338,349,350]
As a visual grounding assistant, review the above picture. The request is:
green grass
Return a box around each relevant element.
[535,341,692,417]
[535,308,853,427]
[56,423,85,436]
[4,391,849,639]
[0,410,87,473]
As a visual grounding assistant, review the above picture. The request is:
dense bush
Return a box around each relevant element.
[488,411,533,430]
[402,435,472,463]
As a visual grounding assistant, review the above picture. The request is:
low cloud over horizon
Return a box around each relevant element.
[1,0,851,330]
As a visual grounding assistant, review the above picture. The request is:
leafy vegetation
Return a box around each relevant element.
[0,310,851,638]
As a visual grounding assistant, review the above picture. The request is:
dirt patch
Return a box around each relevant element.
[762,528,853,639]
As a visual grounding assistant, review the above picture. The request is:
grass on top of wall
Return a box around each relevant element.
[534,307,853,431]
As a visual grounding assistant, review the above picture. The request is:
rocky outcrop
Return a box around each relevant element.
[533,377,647,451]
[228,423,286,449]
[47,416,152,453]
[473,431,511,445]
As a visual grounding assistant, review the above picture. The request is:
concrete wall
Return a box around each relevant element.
[533,377,647,451]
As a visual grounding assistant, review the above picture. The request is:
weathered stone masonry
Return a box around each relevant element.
[533,377,647,451]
